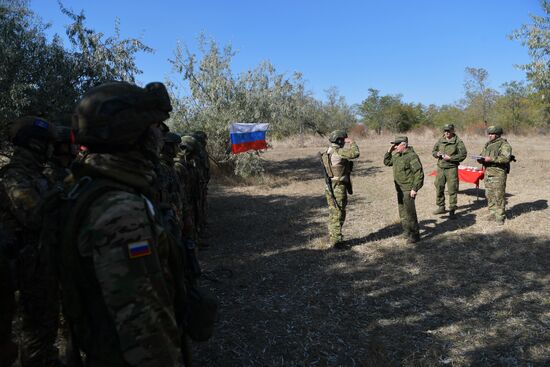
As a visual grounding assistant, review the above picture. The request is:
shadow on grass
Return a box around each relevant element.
[197,186,550,367]
[263,156,382,184]
[460,187,514,200]
[507,199,548,219]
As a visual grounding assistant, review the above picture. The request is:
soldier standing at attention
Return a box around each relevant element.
[0,116,60,367]
[322,130,359,249]
[431,124,467,218]
[478,125,513,225]
[61,81,186,366]
[384,136,424,243]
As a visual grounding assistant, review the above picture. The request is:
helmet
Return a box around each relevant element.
[9,116,57,146]
[328,130,347,143]
[164,132,182,144]
[443,124,455,132]
[191,131,207,145]
[487,125,503,135]
[180,136,198,153]
[72,81,172,148]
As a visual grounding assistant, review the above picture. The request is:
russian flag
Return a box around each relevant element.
[230,123,269,154]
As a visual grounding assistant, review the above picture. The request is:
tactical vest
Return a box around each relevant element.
[326,147,353,181]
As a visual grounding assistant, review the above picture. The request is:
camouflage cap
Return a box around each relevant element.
[72,81,172,148]
[390,136,408,145]
[9,116,57,145]
[487,125,503,135]
[328,129,348,143]
[443,124,455,132]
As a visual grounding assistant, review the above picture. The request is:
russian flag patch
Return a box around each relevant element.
[128,240,152,259]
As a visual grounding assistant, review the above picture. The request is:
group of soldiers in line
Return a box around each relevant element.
[323,124,514,247]
[0,81,213,366]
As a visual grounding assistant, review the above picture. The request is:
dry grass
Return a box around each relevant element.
[195,132,550,366]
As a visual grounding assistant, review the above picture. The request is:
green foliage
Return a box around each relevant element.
[167,36,355,176]
[357,89,425,133]
[509,0,550,92]
[462,67,498,126]
[233,152,265,178]
[0,1,151,151]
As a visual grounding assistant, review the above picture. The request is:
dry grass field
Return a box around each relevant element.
[195,131,550,367]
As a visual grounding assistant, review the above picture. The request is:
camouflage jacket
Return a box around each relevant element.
[326,141,360,182]
[384,146,424,191]
[0,147,49,240]
[69,152,183,366]
[431,135,467,169]
[480,137,513,175]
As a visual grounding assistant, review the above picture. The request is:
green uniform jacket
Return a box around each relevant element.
[480,137,513,175]
[431,135,467,168]
[384,146,424,191]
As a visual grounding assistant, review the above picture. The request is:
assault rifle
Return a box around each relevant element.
[318,152,340,210]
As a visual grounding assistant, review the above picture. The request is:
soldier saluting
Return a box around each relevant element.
[321,130,359,249]
[384,136,424,243]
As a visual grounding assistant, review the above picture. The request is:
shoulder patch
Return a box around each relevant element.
[128,240,152,259]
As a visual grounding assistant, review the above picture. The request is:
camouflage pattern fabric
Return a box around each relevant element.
[325,183,348,244]
[325,141,359,245]
[484,170,507,222]
[480,137,513,222]
[384,147,424,239]
[70,152,183,366]
[0,146,59,367]
[432,134,467,210]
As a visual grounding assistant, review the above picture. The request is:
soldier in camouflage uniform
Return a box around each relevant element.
[62,81,186,366]
[0,116,60,366]
[384,136,424,243]
[43,125,77,187]
[431,124,467,218]
[176,136,201,242]
[478,125,513,225]
[191,131,210,243]
[323,130,360,248]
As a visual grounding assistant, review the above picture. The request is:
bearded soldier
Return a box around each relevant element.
[59,81,187,366]
[0,116,60,366]
[431,124,467,218]
[322,130,360,248]
[384,136,424,243]
[478,125,513,225]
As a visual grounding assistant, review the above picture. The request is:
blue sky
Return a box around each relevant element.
[30,0,540,106]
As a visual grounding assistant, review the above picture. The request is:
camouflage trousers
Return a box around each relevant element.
[485,171,507,222]
[434,166,459,210]
[395,184,419,238]
[17,244,59,367]
[325,182,348,244]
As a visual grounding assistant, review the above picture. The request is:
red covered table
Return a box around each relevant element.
[429,166,485,198]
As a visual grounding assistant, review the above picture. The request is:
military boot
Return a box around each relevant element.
[433,206,446,215]
[448,209,456,219]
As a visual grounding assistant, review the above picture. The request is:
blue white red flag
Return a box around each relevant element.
[230,123,269,154]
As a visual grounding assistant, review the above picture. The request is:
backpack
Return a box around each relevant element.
[41,175,217,360]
